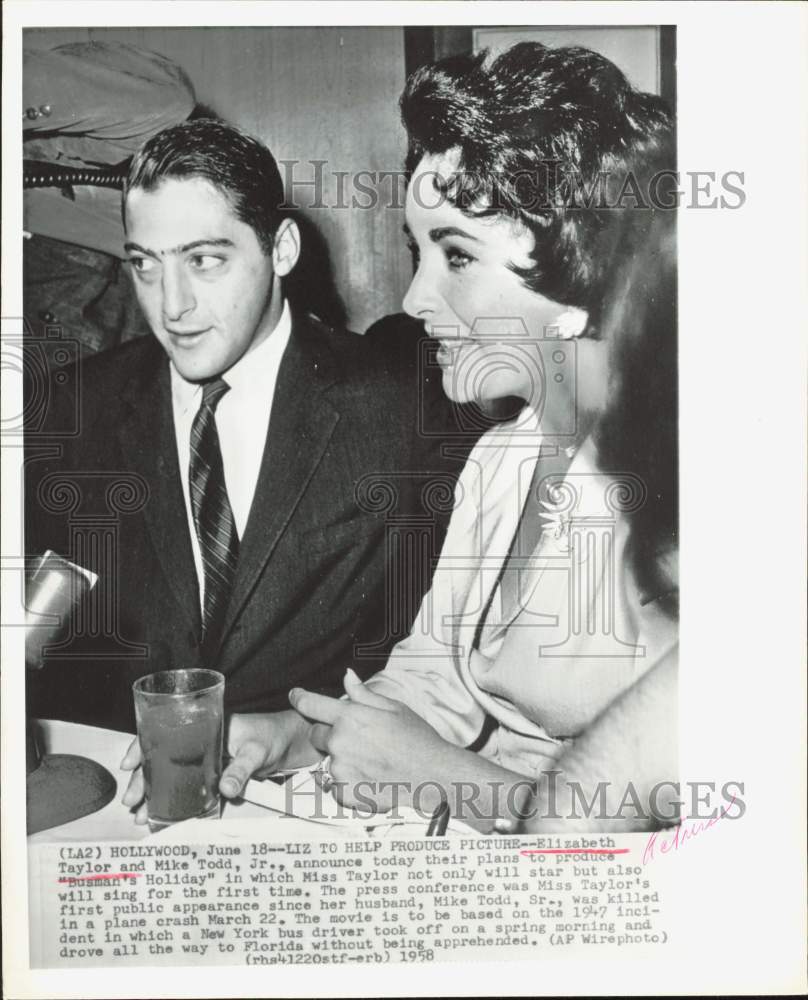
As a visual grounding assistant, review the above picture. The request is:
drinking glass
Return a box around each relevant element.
[133,669,224,832]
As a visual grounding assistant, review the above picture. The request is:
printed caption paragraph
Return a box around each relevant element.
[30,836,670,968]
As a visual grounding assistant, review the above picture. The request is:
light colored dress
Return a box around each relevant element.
[366,405,678,779]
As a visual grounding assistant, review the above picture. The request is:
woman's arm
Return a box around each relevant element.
[290,651,677,835]
[520,650,679,832]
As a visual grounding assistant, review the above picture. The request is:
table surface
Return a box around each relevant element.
[27,719,304,844]
[27,720,457,844]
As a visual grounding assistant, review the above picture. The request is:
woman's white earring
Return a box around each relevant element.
[555,308,588,340]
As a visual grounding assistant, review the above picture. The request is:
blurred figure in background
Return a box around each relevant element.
[23,42,195,358]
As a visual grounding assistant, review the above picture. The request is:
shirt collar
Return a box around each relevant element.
[170,298,292,413]
[224,298,292,398]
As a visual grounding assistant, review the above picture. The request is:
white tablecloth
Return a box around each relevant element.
[28,719,469,844]
[27,719,287,844]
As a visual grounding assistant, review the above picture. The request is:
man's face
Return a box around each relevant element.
[124,177,276,381]
[403,152,573,407]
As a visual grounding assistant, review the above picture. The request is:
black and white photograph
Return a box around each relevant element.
[2,3,806,998]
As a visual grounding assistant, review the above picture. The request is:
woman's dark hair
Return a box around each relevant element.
[401,42,674,330]
[594,211,678,609]
[123,118,286,255]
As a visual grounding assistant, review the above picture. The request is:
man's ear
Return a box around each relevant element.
[272,218,301,278]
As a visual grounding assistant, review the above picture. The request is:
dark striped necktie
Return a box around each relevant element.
[189,378,239,647]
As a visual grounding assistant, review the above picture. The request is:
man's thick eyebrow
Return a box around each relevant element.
[428,226,480,243]
[124,241,157,257]
[123,238,235,257]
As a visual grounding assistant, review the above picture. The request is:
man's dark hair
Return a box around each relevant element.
[401,42,674,331]
[123,118,285,254]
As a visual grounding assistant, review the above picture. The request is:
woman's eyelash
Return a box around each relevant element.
[404,237,474,270]
[406,238,420,262]
[445,246,475,269]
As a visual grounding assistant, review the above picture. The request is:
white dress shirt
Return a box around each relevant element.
[170,300,292,612]
[366,404,678,779]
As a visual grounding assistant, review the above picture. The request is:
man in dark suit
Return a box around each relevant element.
[25,120,468,747]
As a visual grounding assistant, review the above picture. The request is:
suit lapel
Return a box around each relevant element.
[118,343,202,639]
[217,314,341,651]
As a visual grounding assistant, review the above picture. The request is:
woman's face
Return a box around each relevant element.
[403,152,575,408]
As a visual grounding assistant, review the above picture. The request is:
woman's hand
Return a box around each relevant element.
[120,708,318,823]
[289,670,452,813]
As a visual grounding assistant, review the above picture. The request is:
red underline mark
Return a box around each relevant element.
[520,849,629,856]
[57,873,141,883]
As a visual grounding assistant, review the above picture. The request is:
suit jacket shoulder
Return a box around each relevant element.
[294,311,427,391]
[24,336,159,466]
[287,312,447,455]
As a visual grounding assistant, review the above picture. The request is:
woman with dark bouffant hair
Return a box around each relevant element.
[237,43,680,831]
